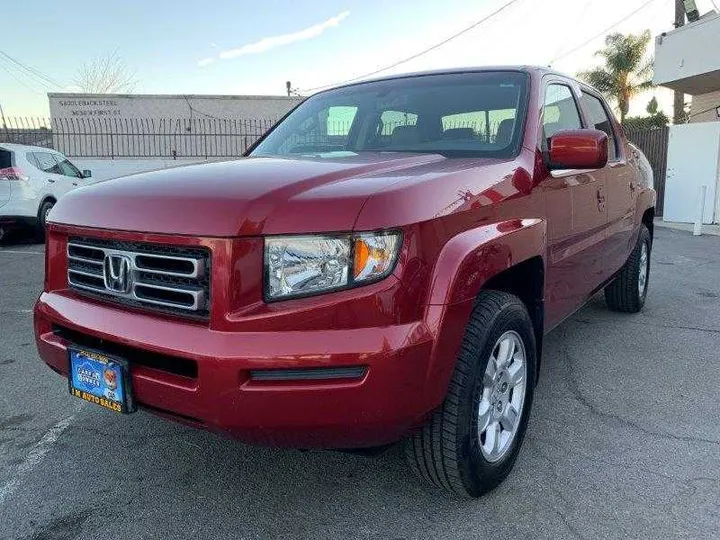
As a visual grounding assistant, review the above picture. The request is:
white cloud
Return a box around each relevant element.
[198,11,349,66]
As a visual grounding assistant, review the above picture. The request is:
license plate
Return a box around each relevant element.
[68,347,135,413]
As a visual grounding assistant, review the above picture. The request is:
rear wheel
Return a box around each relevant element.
[36,200,55,242]
[406,290,537,497]
[604,224,651,313]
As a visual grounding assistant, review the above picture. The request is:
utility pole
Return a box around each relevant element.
[673,0,686,124]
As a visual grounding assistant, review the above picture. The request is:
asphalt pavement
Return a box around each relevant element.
[1,226,718,540]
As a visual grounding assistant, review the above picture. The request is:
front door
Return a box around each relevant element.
[541,82,608,330]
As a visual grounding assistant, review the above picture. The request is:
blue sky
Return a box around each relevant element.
[1,0,717,117]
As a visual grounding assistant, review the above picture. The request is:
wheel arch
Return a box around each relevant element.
[641,206,654,241]
[421,219,547,408]
[482,255,545,379]
[38,195,57,216]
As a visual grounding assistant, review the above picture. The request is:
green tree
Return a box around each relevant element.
[646,96,658,115]
[578,31,653,123]
[623,97,669,130]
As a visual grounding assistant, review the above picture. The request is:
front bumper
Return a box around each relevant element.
[34,291,435,448]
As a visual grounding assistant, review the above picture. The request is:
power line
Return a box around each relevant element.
[549,0,661,65]
[0,49,64,89]
[687,103,720,119]
[550,0,597,62]
[0,55,47,95]
[298,0,523,94]
[182,95,225,121]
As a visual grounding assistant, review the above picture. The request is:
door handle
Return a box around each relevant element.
[596,187,606,211]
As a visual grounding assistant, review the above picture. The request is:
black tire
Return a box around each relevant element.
[604,224,651,313]
[36,200,55,242]
[406,290,537,497]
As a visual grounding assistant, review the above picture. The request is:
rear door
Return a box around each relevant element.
[580,90,636,280]
[540,81,608,329]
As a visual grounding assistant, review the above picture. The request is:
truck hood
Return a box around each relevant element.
[49,153,452,237]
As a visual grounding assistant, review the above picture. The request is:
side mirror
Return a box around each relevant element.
[548,129,608,170]
[82,169,92,178]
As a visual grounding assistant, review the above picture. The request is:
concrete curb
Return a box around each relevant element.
[654,218,720,236]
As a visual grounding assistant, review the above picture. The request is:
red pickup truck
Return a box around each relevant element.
[34,67,655,497]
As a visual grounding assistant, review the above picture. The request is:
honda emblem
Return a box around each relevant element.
[103,254,133,293]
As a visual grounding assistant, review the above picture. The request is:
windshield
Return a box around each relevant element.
[250,71,529,159]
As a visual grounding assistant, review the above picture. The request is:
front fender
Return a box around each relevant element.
[420,218,547,409]
[426,218,546,306]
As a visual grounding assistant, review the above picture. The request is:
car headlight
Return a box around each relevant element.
[265,231,402,300]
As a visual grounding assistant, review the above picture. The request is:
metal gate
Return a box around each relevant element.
[625,126,669,216]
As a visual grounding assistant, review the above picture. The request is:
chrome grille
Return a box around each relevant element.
[67,237,211,318]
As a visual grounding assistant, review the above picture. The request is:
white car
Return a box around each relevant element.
[0,143,91,240]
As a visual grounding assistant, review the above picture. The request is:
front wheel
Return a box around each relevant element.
[604,224,651,313]
[406,290,537,497]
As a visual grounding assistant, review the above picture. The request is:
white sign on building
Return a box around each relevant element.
[48,93,303,121]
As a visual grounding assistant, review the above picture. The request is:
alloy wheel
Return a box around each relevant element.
[477,330,527,462]
[638,241,649,297]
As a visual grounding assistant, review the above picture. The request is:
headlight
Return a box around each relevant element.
[265,231,401,300]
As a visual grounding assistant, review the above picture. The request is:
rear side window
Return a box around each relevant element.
[440,109,516,145]
[34,152,62,174]
[380,110,417,136]
[326,106,358,136]
[581,92,618,161]
[541,84,582,149]
[0,149,12,169]
[26,152,41,169]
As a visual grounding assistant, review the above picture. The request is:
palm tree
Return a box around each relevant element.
[579,31,653,123]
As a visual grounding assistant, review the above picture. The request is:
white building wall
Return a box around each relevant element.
[689,90,720,123]
[45,93,297,158]
[653,11,720,94]
[663,123,720,224]
[48,93,303,121]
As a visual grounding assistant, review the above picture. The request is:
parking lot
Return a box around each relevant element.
[0,226,718,540]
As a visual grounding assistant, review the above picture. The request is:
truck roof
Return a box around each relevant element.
[315,65,571,94]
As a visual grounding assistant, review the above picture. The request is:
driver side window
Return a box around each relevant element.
[542,84,582,150]
[56,158,83,178]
